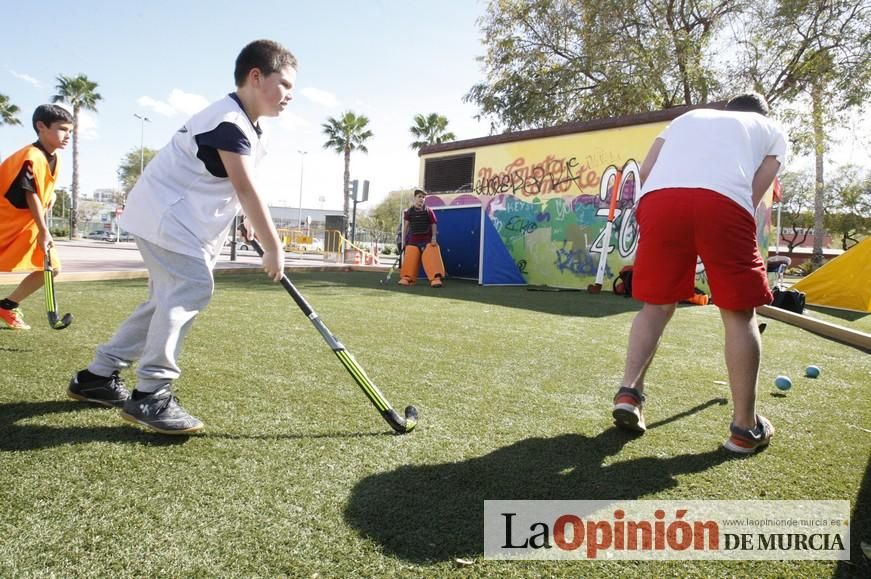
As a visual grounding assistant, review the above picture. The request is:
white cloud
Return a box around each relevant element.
[167,89,210,116]
[136,95,176,117]
[277,111,312,131]
[136,89,209,117]
[76,111,99,140]
[300,87,339,108]
[9,70,40,88]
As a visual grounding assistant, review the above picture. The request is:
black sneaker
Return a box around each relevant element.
[120,386,204,435]
[68,370,131,407]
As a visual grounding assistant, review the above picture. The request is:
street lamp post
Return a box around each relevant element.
[133,113,151,175]
[297,150,307,231]
[128,113,151,243]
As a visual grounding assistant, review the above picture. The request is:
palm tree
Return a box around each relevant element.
[0,94,22,127]
[321,111,373,233]
[409,113,456,150]
[52,74,102,238]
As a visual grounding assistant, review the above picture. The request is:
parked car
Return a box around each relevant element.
[224,238,250,251]
[101,231,133,242]
[86,230,109,240]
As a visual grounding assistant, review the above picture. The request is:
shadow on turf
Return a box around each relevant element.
[835,454,871,578]
[0,346,34,353]
[806,305,868,323]
[210,431,388,441]
[225,272,643,318]
[0,400,191,450]
[345,398,743,565]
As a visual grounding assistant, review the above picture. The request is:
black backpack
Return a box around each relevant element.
[771,286,805,314]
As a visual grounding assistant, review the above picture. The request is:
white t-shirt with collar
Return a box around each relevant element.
[120,94,265,260]
[640,108,787,215]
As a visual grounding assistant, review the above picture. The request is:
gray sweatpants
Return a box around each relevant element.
[88,237,217,392]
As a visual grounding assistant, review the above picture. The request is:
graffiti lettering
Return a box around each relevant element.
[504,215,538,235]
[474,156,599,198]
[516,259,529,275]
[554,246,603,277]
[553,199,572,221]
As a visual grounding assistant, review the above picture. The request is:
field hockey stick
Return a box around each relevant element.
[250,238,418,434]
[588,168,622,293]
[380,242,403,285]
[379,250,402,285]
[43,250,73,330]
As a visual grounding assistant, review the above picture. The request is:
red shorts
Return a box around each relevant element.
[632,188,772,310]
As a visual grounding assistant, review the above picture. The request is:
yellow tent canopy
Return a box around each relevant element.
[791,237,871,313]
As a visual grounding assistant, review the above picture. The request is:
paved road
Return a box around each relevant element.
[0,239,387,284]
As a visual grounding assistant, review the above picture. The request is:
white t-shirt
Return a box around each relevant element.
[120,94,265,259]
[640,108,787,215]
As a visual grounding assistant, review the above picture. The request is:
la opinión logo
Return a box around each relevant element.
[501,508,719,559]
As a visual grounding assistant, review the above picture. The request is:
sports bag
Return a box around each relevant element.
[771,287,805,314]
[612,266,634,297]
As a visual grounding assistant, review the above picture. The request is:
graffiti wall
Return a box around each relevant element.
[422,122,774,291]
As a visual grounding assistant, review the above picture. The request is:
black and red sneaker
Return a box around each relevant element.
[612,386,646,433]
[723,415,775,454]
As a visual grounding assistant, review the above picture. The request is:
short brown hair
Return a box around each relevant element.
[32,104,73,132]
[234,39,297,87]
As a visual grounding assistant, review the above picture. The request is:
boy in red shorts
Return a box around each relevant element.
[612,92,787,455]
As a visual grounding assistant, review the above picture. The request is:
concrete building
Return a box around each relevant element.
[268,205,344,229]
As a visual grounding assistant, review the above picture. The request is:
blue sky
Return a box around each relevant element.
[1,0,490,209]
[3,0,868,212]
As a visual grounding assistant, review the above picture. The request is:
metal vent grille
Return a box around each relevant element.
[423,154,475,193]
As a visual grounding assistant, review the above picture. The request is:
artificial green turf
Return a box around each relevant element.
[1,272,868,577]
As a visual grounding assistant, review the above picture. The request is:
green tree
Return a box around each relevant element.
[0,94,21,127]
[321,111,373,233]
[776,170,816,253]
[732,0,871,267]
[357,189,412,245]
[52,73,103,238]
[466,0,743,131]
[824,165,871,250]
[409,113,456,149]
[117,147,158,196]
[51,187,71,219]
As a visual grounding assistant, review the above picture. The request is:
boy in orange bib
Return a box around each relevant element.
[0,105,73,330]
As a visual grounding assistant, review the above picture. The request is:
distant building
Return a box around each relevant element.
[90,188,121,203]
[268,206,344,229]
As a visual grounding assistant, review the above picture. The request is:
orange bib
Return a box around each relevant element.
[0,145,59,272]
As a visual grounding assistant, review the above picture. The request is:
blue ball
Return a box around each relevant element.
[774,375,792,391]
[805,365,821,378]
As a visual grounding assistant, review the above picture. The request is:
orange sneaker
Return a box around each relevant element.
[398,277,414,286]
[0,307,31,330]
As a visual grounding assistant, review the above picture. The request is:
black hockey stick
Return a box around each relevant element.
[43,252,73,330]
[250,238,417,433]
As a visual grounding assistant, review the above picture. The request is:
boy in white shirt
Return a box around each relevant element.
[612,92,787,454]
[68,39,296,434]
